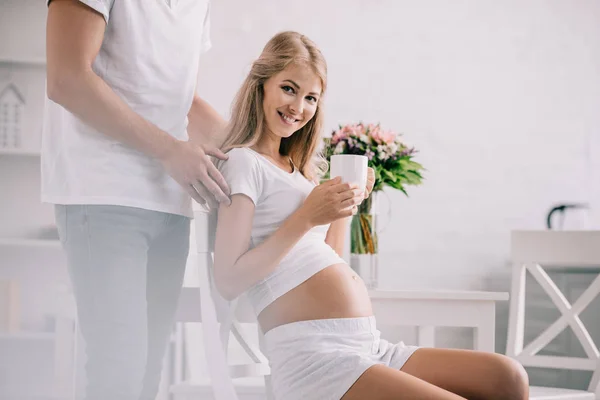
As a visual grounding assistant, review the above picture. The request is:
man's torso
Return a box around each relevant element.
[42,0,212,217]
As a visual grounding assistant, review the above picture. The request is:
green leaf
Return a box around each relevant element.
[387,180,409,196]
[400,159,424,171]
[411,170,424,179]
[404,171,422,185]
[382,169,397,182]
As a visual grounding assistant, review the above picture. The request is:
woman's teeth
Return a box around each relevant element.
[279,111,296,124]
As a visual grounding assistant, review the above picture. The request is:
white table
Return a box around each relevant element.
[369,290,509,352]
[176,287,509,353]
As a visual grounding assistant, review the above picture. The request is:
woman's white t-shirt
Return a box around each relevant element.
[41,0,212,217]
[217,147,346,316]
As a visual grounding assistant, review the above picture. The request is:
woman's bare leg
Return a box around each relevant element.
[341,348,528,400]
[341,364,467,400]
[400,348,529,400]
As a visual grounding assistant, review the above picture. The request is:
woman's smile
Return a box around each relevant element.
[277,110,300,126]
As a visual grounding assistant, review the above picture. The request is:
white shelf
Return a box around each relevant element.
[0,148,41,156]
[0,57,46,66]
[0,238,61,249]
[0,394,67,400]
[0,331,54,341]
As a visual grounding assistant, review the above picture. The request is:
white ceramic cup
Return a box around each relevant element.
[329,154,368,191]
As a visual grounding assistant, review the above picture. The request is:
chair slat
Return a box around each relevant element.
[175,287,257,324]
[170,208,271,400]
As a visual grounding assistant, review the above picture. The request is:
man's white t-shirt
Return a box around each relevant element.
[41,0,212,218]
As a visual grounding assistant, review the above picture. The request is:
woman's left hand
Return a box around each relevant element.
[364,167,375,199]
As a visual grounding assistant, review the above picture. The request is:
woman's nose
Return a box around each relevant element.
[290,99,303,115]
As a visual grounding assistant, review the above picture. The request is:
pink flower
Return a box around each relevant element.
[370,125,396,145]
[332,122,399,147]
[331,129,347,145]
[342,124,359,137]
[381,130,396,145]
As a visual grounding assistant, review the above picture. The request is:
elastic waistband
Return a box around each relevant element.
[264,316,376,342]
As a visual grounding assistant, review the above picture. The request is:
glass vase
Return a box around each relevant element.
[350,191,379,289]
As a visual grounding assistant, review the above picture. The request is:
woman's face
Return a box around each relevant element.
[262,63,322,139]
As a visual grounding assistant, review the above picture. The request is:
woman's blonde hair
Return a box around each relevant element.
[220,31,328,180]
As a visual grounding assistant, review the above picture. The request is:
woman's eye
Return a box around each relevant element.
[306,96,317,103]
[282,85,295,94]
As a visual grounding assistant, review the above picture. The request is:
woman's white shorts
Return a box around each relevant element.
[263,316,419,400]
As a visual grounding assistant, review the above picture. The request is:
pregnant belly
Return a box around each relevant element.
[258,263,373,333]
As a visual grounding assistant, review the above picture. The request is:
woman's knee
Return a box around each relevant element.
[490,355,529,400]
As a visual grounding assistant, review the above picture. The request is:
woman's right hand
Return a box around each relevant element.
[299,176,365,227]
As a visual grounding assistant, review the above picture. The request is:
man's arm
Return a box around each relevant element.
[46,0,230,206]
[187,94,228,148]
[188,94,227,148]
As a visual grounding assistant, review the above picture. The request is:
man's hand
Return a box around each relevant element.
[160,140,231,209]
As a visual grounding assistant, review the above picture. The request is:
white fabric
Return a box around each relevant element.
[42,0,212,217]
[264,316,420,400]
[217,147,346,315]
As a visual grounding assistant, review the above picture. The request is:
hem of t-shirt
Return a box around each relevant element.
[41,195,193,218]
[200,40,212,55]
[76,0,110,23]
[229,189,257,206]
[47,0,110,23]
[252,256,346,316]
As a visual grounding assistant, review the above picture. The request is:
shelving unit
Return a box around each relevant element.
[0,3,68,398]
[1,394,69,400]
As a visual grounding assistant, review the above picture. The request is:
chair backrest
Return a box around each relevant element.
[507,230,600,393]
[191,207,271,399]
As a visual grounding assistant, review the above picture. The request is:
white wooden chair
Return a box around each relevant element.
[167,207,272,400]
[508,230,600,400]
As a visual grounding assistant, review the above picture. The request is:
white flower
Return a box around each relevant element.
[360,134,369,143]
[334,142,345,154]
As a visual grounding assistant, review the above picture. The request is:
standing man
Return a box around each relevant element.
[43,1,230,399]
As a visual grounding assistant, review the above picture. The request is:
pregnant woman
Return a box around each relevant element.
[213,31,528,400]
